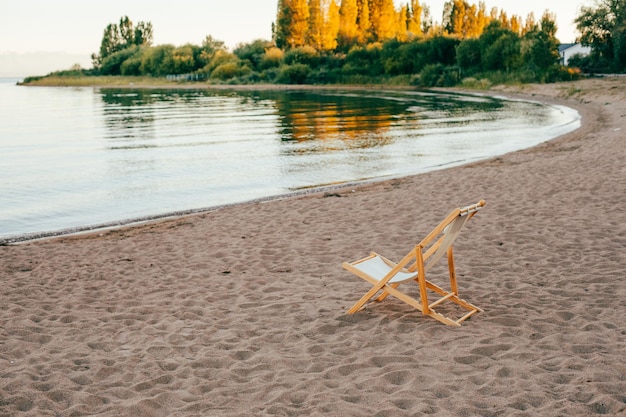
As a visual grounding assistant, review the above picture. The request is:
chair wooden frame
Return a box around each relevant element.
[343,200,485,326]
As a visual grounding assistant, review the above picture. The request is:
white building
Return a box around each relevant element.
[559,43,592,66]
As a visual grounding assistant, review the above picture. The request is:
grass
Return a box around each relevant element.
[19,75,205,88]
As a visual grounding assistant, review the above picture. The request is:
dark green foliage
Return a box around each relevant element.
[100,46,140,75]
[210,63,252,81]
[92,16,153,70]
[85,11,574,86]
[575,0,626,72]
[343,45,384,76]
[140,45,175,76]
[456,38,481,74]
[120,51,145,76]
[283,46,320,66]
[234,39,273,71]
[418,64,461,87]
[482,32,521,72]
[424,36,459,66]
[276,63,311,83]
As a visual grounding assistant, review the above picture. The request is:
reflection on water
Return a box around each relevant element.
[0,80,580,240]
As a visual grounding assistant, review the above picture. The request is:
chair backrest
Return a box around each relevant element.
[410,200,485,273]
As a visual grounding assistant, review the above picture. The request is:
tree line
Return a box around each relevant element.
[53,0,623,87]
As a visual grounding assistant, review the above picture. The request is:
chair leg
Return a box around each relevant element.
[447,246,458,295]
[347,283,386,314]
[415,247,430,315]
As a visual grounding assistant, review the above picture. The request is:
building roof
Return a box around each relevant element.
[559,43,579,52]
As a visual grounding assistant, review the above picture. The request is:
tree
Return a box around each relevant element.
[307,0,324,49]
[456,38,482,73]
[338,0,359,45]
[357,0,371,41]
[575,0,626,71]
[234,39,273,71]
[522,11,560,71]
[369,0,397,41]
[275,0,310,48]
[140,44,175,76]
[322,0,341,50]
[408,0,424,37]
[479,21,521,71]
[92,16,153,69]
[443,0,486,39]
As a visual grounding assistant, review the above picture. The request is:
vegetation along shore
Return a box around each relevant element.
[20,0,625,88]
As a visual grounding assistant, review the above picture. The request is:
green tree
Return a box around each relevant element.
[234,39,273,71]
[575,0,626,71]
[163,44,200,74]
[99,46,140,75]
[92,16,153,69]
[522,11,560,71]
[140,44,175,76]
[456,38,482,73]
[482,29,521,71]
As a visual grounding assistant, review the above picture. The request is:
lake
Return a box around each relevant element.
[0,79,580,242]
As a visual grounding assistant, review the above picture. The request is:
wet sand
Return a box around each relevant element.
[1,78,625,416]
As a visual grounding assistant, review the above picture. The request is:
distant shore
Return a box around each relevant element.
[19,74,429,93]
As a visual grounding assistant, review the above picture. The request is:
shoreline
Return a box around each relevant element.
[2,82,581,245]
[2,77,625,416]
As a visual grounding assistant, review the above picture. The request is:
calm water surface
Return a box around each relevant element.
[0,78,580,241]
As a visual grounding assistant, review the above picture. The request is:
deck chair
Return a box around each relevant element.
[343,200,485,326]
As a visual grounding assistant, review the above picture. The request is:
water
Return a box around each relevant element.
[0,78,580,242]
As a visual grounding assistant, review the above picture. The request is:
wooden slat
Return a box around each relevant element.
[428,292,455,309]
[456,309,479,324]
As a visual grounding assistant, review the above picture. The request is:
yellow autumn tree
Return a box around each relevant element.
[510,14,522,35]
[338,0,359,44]
[408,0,424,37]
[275,0,310,48]
[322,0,340,50]
[308,0,324,49]
[357,0,371,42]
[523,12,537,35]
[369,0,397,41]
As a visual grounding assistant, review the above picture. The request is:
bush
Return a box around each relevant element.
[276,64,311,84]
[305,68,342,84]
[140,45,175,76]
[233,39,273,71]
[261,47,284,69]
[343,44,384,76]
[456,39,482,74]
[203,50,240,73]
[284,46,319,66]
[99,46,140,75]
[418,64,443,87]
[418,64,461,87]
[210,63,251,81]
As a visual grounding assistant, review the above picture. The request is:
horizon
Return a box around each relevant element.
[1,0,585,77]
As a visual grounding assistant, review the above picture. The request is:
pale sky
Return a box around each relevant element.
[0,0,587,76]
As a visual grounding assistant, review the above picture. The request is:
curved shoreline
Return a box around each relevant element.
[2,77,625,416]
[1,84,581,245]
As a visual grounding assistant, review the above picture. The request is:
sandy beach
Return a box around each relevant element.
[1,78,625,416]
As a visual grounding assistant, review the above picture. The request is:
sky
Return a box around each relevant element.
[0,0,588,76]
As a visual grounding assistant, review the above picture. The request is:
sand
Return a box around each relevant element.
[1,78,625,417]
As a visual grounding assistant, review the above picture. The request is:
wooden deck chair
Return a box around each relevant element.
[343,200,486,326]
